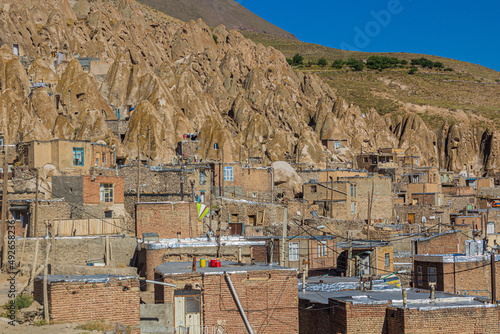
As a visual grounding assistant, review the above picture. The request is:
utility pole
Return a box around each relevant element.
[491,253,497,304]
[34,169,39,237]
[147,128,150,166]
[136,133,140,203]
[330,176,334,219]
[367,178,375,249]
[209,167,213,231]
[1,143,8,266]
[216,215,221,258]
[221,148,224,198]
[280,208,288,267]
[301,184,305,225]
[326,170,329,218]
[347,232,353,277]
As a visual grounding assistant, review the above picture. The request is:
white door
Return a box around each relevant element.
[174,291,201,334]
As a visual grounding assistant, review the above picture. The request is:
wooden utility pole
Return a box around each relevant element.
[209,168,213,230]
[491,254,497,304]
[280,208,287,267]
[330,176,334,219]
[216,218,221,258]
[136,133,141,203]
[221,148,224,197]
[147,128,150,166]
[34,169,39,237]
[1,143,8,266]
[43,241,51,322]
[367,179,375,248]
[347,232,353,277]
[326,170,329,218]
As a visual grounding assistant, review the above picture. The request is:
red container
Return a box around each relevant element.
[210,259,216,267]
[216,259,221,267]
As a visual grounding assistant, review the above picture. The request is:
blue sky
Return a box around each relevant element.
[239,0,500,72]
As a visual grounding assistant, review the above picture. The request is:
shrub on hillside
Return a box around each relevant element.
[332,59,344,69]
[318,57,328,67]
[346,58,364,71]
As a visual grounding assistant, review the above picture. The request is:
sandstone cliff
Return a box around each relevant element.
[0,0,497,173]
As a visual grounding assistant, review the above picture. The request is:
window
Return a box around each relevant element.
[428,267,437,284]
[289,242,299,262]
[100,183,114,202]
[104,210,113,218]
[102,153,107,165]
[311,185,317,193]
[95,158,99,167]
[363,157,368,163]
[446,175,450,182]
[334,141,341,149]
[252,192,257,198]
[199,170,206,185]
[441,175,444,183]
[448,200,452,208]
[385,253,390,267]
[318,241,327,258]
[417,266,423,286]
[350,184,356,197]
[0,137,3,146]
[73,147,84,166]
[351,202,356,214]
[223,166,233,181]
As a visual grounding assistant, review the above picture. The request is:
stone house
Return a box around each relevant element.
[154,261,299,333]
[411,230,468,256]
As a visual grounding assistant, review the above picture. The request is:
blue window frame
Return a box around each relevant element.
[223,166,233,181]
[73,147,84,166]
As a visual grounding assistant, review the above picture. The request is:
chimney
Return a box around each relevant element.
[402,289,408,308]
[430,283,436,300]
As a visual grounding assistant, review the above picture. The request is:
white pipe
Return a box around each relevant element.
[144,279,177,288]
[225,272,254,334]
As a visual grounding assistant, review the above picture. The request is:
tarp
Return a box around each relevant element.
[197,203,209,220]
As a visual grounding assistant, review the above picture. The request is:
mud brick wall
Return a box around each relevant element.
[30,200,72,237]
[136,202,199,239]
[34,277,140,333]
[386,306,499,334]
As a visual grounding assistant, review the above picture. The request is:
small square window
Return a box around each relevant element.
[104,210,113,218]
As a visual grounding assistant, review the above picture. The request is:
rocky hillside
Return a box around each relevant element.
[0,0,498,173]
[135,0,296,40]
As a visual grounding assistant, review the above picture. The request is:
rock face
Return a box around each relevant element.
[0,0,497,173]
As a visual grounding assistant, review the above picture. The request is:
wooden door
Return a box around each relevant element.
[408,213,415,224]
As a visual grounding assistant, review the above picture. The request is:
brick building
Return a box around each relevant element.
[412,230,468,255]
[34,275,140,332]
[154,261,298,333]
[52,175,127,231]
[413,253,500,298]
[299,287,499,334]
[135,201,199,239]
[137,237,264,281]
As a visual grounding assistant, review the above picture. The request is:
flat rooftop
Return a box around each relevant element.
[414,253,500,263]
[141,236,266,250]
[155,261,296,276]
[299,288,495,310]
